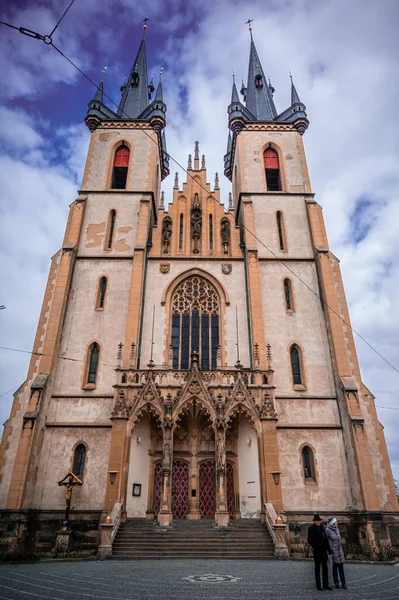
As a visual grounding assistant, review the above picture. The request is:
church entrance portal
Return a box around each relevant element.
[171,461,189,519]
[199,461,216,518]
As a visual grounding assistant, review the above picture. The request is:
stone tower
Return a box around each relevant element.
[0,28,397,556]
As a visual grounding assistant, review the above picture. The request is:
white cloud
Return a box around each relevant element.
[0,0,398,484]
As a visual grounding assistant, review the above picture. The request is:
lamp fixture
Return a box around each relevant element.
[246,438,252,446]
[137,436,142,444]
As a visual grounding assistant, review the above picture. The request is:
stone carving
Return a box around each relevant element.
[191,193,202,254]
[112,390,130,418]
[221,218,230,254]
[216,430,226,469]
[160,263,170,274]
[259,393,277,420]
[221,264,232,274]
[188,382,201,395]
[162,217,172,254]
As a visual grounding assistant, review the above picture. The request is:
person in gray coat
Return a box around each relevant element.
[325,517,347,589]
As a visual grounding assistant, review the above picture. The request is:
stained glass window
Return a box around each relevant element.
[290,344,302,385]
[171,276,219,370]
[87,343,99,384]
[302,446,315,480]
[284,278,292,310]
[73,444,86,478]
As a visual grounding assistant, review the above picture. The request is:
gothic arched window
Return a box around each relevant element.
[105,209,117,250]
[96,276,108,309]
[276,211,286,250]
[171,276,219,370]
[290,344,302,385]
[87,343,100,385]
[264,147,281,191]
[111,145,130,189]
[73,444,86,479]
[302,445,315,481]
[209,214,213,250]
[284,278,294,311]
[179,214,184,249]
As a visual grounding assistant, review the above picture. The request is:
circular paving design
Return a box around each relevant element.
[0,559,397,599]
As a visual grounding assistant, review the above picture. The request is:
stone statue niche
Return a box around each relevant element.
[191,193,202,254]
[220,218,230,254]
[162,217,172,254]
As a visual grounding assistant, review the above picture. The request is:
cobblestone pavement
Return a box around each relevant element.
[0,559,397,599]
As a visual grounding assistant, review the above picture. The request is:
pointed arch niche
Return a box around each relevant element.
[262,143,286,192]
[161,269,230,369]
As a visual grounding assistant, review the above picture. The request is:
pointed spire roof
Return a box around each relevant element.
[155,80,163,102]
[290,75,301,105]
[93,80,103,103]
[245,38,277,121]
[226,131,232,153]
[118,39,149,119]
[231,77,240,103]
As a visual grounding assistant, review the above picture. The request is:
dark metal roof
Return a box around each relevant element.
[117,39,149,119]
[245,40,277,121]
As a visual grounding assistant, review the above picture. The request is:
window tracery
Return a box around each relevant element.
[171,276,220,370]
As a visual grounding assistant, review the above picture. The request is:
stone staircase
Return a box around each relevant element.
[111,518,275,559]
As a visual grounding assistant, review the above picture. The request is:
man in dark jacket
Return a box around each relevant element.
[308,514,332,591]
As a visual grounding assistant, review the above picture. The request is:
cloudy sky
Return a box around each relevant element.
[1,0,398,482]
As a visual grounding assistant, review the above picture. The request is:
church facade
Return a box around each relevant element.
[1,29,398,555]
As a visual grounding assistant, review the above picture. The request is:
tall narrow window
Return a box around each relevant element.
[171,276,219,370]
[284,278,293,311]
[87,343,99,385]
[73,444,86,479]
[97,276,108,309]
[179,214,184,249]
[209,214,213,250]
[302,446,315,481]
[111,145,130,189]
[106,210,116,250]
[264,147,281,191]
[276,211,286,250]
[290,344,302,385]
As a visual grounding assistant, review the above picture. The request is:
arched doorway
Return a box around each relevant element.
[171,461,189,519]
[199,461,216,518]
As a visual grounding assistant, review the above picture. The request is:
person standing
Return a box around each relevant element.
[307,514,332,591]
[325,517,347,589]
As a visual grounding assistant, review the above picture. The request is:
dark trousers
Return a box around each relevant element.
[314,554,329,589]
[333,562,346,585]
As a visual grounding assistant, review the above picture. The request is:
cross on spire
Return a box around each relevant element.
[143,17,149,38]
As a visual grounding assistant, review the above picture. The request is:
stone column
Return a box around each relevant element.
[158,424,173,526]
[104,392,130,510]
[187,425,200,519]
[258,410,282,520]
[215,427,229,527]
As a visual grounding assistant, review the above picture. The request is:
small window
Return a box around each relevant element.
[284,278,293,311]
[302,446,315,481]
[111,145,130,189]
[276,211,286,250]
[209,214,213,250]
[106,210,116,250]
[290,344,302,385]
[73,444,86,479]
[179,213,184,250]
[97,276,108,309]
[264,148,281,191]
[87,343,99,385]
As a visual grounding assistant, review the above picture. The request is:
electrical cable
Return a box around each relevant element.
[49,0,76,37]
[1,17,398,378]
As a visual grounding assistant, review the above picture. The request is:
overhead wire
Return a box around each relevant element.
[1,14,398,379]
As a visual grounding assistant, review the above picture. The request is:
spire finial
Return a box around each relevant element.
[228,192,233,210]
[159,190,165,210]
[188,154,192,170]
[245,18,254,40]
[159,67,163,80]
[174,172,179,188]
[194,141,199,170]
[142,17,149,38]
[101,66,108,83]
[201,154,206,169]
[215,172,219,189]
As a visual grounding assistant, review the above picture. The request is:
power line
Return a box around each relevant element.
[1,18,398,380]
[49,0,76,37]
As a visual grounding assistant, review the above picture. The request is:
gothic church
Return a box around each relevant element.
[1,26,398,557]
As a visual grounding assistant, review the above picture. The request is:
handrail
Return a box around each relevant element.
[264,502,277,544]
[110,502,123,542]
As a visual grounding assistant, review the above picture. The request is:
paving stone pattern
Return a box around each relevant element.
[0,560,397,599]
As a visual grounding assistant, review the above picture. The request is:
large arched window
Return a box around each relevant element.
[111,145,130,189]
[302,445,315,481]
[171,276,219,370]
[264,148,281,191]
[290,344,302,386]
[87,343,100,385]
[73,443,86,479]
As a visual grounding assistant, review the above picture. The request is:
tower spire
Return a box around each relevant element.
[290,73,301,105]
[194,141,199,170]
[117,37,150,119]
[245,31,277,121]
[231,73,240,103]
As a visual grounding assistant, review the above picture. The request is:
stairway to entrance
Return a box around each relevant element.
[111,518,275,559]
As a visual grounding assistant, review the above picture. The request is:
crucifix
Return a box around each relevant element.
[58,472,83,526]
[245,19,254,27]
